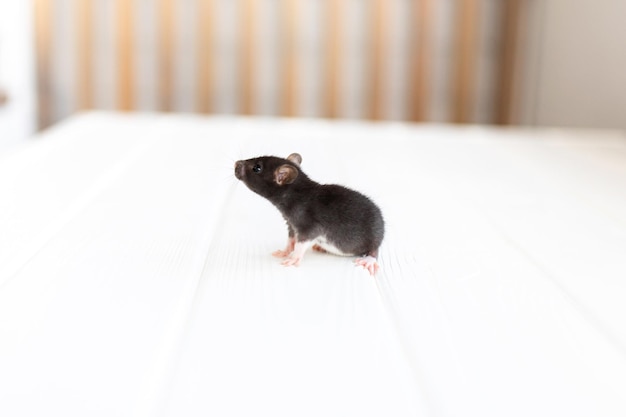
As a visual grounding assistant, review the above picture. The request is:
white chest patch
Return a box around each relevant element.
[313,236,353,257]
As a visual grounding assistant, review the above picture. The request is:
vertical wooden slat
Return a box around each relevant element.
[407,0,432,122]
[76,0,93,110]
[451,0,479,123]
[34,0,52,129]
[197,0,213,113]
[281,0,298,117]
[494,0,522,125]
[323,0,342,119]
[368,0,387,120]
[239,0,255,115]
[116,0,134,110]
[159,0,175,112]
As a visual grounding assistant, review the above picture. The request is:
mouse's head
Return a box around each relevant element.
[235,153,303,199]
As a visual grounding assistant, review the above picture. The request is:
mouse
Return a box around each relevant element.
[234,153,384,275]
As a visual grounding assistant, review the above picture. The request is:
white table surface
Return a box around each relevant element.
[1,112,626,416]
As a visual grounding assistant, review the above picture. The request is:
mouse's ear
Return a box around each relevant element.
[287,153,302,166]
[275,164,298,185]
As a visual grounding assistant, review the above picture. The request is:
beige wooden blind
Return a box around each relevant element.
[280,0,298,117]
[34,0,52,128]
[407,0,432,122]
[323,0,342,119]
[76,0,93,110]
[159,0,176,112]
[116,0,134,111]
[33,0,526,129]
[239,0,255,115]
[494,0,523,125]
[196,0,214,114]
[451,0,479,124]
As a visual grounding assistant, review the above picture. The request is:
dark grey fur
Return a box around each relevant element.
[234,153,384,258]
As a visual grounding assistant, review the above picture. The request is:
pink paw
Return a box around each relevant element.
[272,249,291,258]
[281,255,302,267]
[273,237,296,258]
[355,256,379,276]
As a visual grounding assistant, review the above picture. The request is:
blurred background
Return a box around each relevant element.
[1,0,625,151]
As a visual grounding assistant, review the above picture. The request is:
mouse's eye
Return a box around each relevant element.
[252,163,262,173]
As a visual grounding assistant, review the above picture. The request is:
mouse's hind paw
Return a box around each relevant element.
[312,244,328,253]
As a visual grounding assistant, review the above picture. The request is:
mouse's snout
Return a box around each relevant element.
[234,160,244,180]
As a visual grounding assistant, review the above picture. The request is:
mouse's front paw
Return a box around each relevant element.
[355,256,379,276]
[281,255,301,267]
[273,237,296,258]
[272,249,291,258]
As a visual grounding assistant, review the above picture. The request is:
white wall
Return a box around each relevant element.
[0,1,36,150]
[520,0,626,130]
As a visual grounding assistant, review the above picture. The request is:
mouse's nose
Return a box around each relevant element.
[234,161,244,179]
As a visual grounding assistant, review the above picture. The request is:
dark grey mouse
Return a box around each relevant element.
[234,153,384,275]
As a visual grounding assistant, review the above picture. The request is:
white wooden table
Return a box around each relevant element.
[1,112,625,416]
